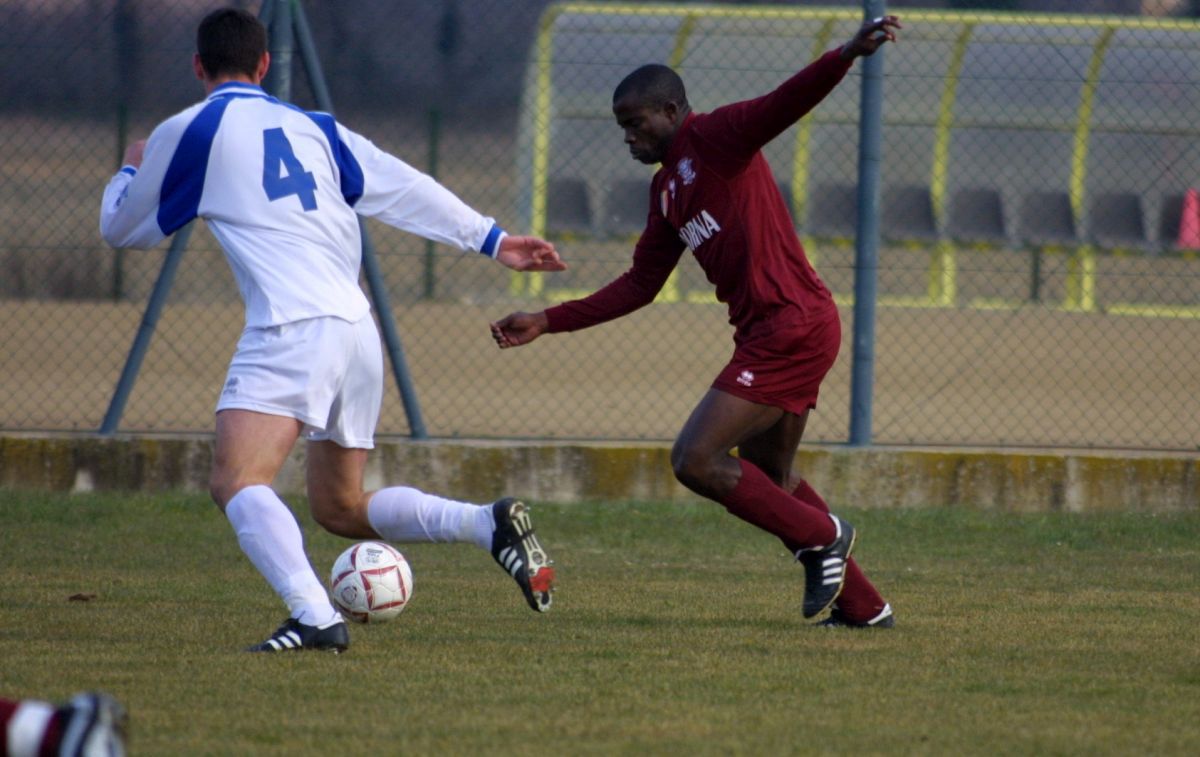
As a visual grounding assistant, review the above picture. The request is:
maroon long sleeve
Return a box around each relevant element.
[546,48,852,338]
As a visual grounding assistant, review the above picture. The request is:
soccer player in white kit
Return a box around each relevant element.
[99,7,565,653]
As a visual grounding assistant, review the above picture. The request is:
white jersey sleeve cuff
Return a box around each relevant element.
[481,224,506,259]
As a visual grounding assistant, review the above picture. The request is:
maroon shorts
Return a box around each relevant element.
[711,307,841,415]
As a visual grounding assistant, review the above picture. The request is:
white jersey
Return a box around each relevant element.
[99,82,506,327]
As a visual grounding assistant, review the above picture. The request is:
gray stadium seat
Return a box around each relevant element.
[602,179,651,238]
[945,187,1006,244]
[1015,190,1076,304]
[1159,192,1183,250]
[805,181,858,240]
[1016,190,1076,247]
[882,184,937,242]
[545,178,591,237]
[1087,191,1147,251]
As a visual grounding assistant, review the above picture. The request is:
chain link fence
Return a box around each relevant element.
[2,0,1198,450]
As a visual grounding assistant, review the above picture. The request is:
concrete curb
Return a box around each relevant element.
[1,434,1196,512]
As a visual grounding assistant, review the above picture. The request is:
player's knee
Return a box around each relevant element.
[309,494,366,537]
[310,506,353,537]
[209,468,267,511]
[209,474,235,510]
[671,441,712,492]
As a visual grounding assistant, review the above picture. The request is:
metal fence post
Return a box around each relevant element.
[288,0,428,438]
[848,0,886,446]
[99,224,194,434]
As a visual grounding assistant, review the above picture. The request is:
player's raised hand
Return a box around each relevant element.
[495,235,567,272]
[490,311,549,349]
[841,15,901,59]
[123,139,147,169]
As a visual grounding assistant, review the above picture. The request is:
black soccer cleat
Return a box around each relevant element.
[246,617,350,653]
[797,515,857,619]
[816,602,896,629]
[57,691,128,757]
[490,497,556,612]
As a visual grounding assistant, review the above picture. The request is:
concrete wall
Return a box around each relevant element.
[1,434,1195,513]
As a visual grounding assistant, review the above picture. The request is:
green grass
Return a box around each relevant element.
[2,490,1199,755]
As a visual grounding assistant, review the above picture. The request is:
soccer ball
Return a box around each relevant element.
[329,541,414,623]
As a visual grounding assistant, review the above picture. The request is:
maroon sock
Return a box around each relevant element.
[790,479,888,621]
[0,698,63,757]
[0,699,16,756]
[718,458,836,549]
[38,710,65,757]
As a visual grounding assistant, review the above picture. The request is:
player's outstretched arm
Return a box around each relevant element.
[491,311,549,349]
[99,131,174,249]
[494,235,567,272]
[840,15,901,59]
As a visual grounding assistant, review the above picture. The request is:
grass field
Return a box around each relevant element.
[2,491,1199,755]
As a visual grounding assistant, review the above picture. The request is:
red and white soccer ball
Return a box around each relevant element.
[329,541,414,623]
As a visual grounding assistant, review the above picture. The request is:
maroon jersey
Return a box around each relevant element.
[545,49,853,341]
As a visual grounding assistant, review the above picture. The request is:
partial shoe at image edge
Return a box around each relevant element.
[58,691,129,757]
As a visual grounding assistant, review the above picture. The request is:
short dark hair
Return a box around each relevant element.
[196,7,267,79]
[613,64,689,110]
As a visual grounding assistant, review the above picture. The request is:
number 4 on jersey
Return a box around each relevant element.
[262,127,318,211]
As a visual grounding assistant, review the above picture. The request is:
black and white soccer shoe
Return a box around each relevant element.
[797,515,856,619]
[490,497,556,612]
[57,692,128,757]
[816,602,895,629]
[246,617,349,654]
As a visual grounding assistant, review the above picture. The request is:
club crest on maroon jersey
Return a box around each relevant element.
[677,157,696,185]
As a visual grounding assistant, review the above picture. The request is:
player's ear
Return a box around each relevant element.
[255,52,271,84]
[192,53,206,83]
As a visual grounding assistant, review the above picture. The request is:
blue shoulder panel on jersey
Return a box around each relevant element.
[157,97,233,236]
[304,112,365,207]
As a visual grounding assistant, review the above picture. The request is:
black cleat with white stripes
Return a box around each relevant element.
[490,497,556,612]
[246,617,349,654]
[797,515,856,619]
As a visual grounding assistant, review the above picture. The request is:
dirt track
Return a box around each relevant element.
[3,291,1197,450]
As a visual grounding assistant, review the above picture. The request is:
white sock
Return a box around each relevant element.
[367,486,495,549]
[7,701,54,757]
[226,485,339,627]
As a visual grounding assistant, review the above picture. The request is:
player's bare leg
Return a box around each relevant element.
[735,408,809,489]
[210,409,302,509]
[672,388,855,618]
[305,439,376,538]
[671,388,787,498]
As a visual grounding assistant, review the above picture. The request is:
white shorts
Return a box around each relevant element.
[216,315,383,449]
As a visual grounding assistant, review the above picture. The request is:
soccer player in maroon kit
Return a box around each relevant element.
[492,16,901,627]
